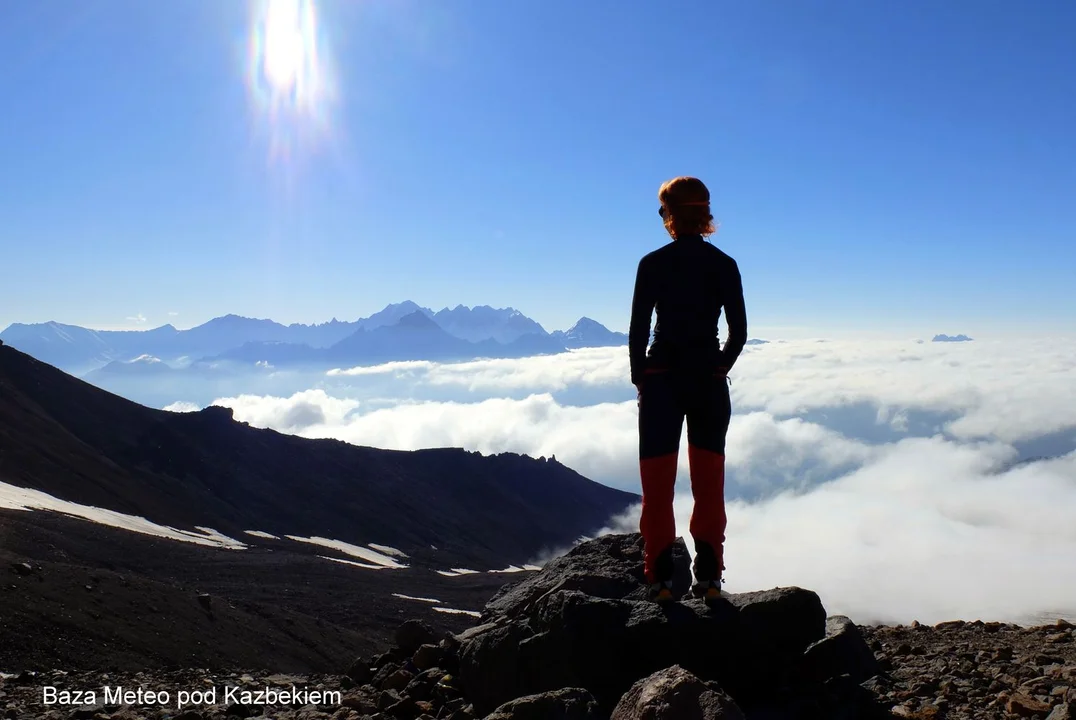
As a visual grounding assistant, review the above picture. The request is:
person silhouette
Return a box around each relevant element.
[629,176,747,602]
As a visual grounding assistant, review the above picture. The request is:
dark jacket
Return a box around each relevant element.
[628,234,747,386]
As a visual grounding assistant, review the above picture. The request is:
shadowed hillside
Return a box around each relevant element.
[0,344,637,570]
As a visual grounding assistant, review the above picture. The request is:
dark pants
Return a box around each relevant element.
[638,368,731,583]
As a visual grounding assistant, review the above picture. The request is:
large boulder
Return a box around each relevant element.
[483,687,602,720]
[458,533,827,715]
[396,619,438,655]
[482,534,692,623]
[611,665,745,720]
[801,616,880,684]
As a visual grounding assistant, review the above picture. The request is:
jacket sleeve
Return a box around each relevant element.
[718,258,747,371]
[628,256,655,386]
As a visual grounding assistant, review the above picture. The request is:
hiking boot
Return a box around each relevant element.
[691,540,723,603]
[691,578,723,603]
[648,580,676,603]
[645,545,678,603]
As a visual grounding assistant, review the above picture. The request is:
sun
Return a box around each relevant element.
[248,0,335,162]
[262,0,307,95]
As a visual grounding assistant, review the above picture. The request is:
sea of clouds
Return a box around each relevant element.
[157,337,1076,626]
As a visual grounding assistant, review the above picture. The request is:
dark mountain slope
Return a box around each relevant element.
[0,507,504,672]
[0,344,637,569]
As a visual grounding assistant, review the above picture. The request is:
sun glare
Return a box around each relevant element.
[263,0,307,93]
[248,0,336,163]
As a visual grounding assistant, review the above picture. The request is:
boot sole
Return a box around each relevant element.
[691,584,722,602]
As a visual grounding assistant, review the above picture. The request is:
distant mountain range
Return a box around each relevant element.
[0,301,629,374]
[932,334,973,343]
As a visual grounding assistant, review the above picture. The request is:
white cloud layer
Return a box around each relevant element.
[606,440,1076,625]
[160,337,1076,625]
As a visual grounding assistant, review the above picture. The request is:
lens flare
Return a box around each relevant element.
[248,0,336,164]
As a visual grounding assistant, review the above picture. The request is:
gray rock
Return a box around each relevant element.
[9,563,33,577]
[372,662,401,689]
[413,644,443,671]
[481,534,692,622]
[448,705,476,720]
[484,687,601,720]
[385,694,418,718]
[396,620,437,655]
[378,688,402,711]
[726,588,827,663]
[383,669,414,692]
[802,616,881,683]
[610,665,745,720]
[347,657,372,684]
[404,668,442,702]
[1048,703,1076,720]
[372,651,395,669]
[859,673,897,706]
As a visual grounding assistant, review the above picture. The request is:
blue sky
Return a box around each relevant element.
[2,0,1073,337]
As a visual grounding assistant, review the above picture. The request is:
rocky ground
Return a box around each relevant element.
[859,619,1076,719]
[3,621,1075,720]
[0,509,504,673]
[2,533,1074,720]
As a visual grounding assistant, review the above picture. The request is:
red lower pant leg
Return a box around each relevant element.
[639,453,678,583]
[687,444,727,574]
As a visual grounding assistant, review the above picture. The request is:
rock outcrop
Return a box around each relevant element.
[245,534,888,719]
[611,665,745,720]
[801,615,881,684]
[484,687,602,720]
[480,534,692,621]
[456,533,887,718]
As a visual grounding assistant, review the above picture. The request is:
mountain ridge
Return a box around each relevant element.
[0,343,636,570]
[1,302,626,373]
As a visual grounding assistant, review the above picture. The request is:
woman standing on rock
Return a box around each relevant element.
[629,176,747,603]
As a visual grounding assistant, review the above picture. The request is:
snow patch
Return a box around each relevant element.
[433,607,481,617]
[286,535,407,568]
[193,526,242,546]
[392,593,440,604]
[0,480,245,549]
[489,564,543,573]
[131,354,162,364]
[244,530,280,539]
[369,543,409,558]
[435,568,479,577]
[318,555,386,570]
